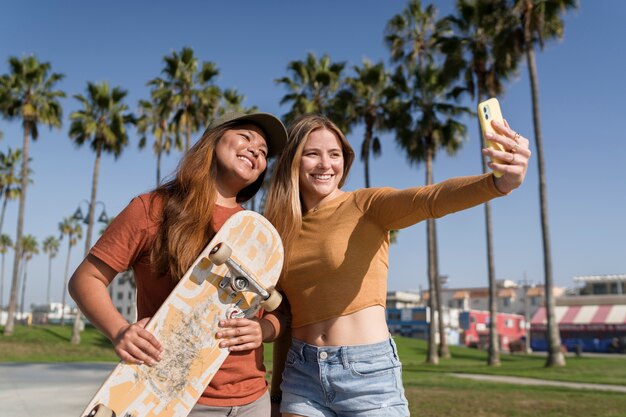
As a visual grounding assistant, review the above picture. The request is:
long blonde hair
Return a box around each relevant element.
[264,114,354,260]
[151,121,266,280]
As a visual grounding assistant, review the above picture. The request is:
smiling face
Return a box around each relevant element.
[215,123,268,200]
[298,128,345,211]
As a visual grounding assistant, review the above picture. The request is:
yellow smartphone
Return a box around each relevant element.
[478,97,506,177]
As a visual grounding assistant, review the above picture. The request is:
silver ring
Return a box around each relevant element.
[513,132,521,143]
[511,142,520,154]
[510,153,516,164]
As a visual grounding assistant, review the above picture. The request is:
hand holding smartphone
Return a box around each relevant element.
[478,98,506,177]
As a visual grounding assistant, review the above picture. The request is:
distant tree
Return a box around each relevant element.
[69,81,134,343]
[440,0,521,366]
[275,52,346,125]
[58,217,82,326]
[511,0,578,368]
[0,147,24,235]
[153,47,221,151]
[0,55,65,336]
[0,234,13,309]
[18,234,38,318]
[137,78,181,187]
[335,59,393,188]
[42,235,60,305]
[219,88,258,115]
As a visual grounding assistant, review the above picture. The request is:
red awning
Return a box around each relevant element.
[531,305,626,331]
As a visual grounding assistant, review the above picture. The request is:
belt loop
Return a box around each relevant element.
[341,346,349,369]
[293,338,305,361]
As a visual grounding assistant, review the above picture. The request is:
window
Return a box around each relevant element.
[117,292,123,300]
[592,283,607,295]
[502,298,511,307]
[387,312,401,321]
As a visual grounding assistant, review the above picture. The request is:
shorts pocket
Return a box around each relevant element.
[285,348,302,367]
[350,354,399,377]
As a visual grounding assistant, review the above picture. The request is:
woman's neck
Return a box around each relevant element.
[215,192,239,208]
[302,189,344,213]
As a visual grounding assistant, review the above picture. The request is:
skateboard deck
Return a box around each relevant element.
[80,210,284,417]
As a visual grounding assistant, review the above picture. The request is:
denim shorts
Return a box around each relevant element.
[280,337,409,417]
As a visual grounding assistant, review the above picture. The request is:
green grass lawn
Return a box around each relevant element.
[3,325,626,417]
[0,324,118,362]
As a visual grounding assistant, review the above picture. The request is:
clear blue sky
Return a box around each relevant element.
[1,1,624,310]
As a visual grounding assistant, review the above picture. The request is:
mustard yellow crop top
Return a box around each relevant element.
[279,173,505,328]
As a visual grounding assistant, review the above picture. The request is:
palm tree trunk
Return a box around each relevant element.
[0,195,8,235]
[186,119,192,152]
[363,118,374,188]
[425,147,439,365]
[0,253,5,309]
[19,263,27,319]
[3,125,29,336]
[526,44,564,367]
[47,256,52,305]
[477,101,501,366]
[432,220,449,358]
[156,146,162,187]
[72,148,102,344]
[60,240,72,326]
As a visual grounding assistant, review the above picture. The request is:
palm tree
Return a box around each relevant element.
[0,234,13,309]
[275,52,346,125]
[386,0,462,362]
[0,55,64,336]
[336,59,394,188]
[58,217,82,326]
[439,0,522,366]
[0,147,23,235]
[392,64,472,362]
[69,81,134,343]
[511,0,577,368]
[18,234,38,318]
[153,47,221,151]
[42,236,60,305]
[219,89,257,115]
[137,79,181,187]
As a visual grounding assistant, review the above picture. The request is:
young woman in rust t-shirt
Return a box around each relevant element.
[69,112,287,416]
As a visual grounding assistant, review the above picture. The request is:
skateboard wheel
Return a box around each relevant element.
[88,404,115,417]
[260,290,282,312]
[209,243,232,265]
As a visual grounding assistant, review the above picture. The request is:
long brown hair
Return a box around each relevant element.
[151,121,266,280]
[264,114,354,260]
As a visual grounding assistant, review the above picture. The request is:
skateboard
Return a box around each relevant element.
[81,210,284,417]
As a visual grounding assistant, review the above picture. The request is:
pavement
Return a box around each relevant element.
[450,373,626,393]
[2,362,626,417]
[0,362,115,417]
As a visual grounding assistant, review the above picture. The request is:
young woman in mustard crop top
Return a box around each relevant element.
[264,114,531,416]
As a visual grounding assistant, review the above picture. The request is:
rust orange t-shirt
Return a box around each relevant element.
[90,193,268,407]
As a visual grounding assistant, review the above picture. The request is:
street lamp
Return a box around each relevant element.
[73,200,108,225]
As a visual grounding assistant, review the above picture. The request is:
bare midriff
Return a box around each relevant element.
[291,305,389,346]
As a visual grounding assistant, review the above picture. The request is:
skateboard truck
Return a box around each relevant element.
[210,243,282,312]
